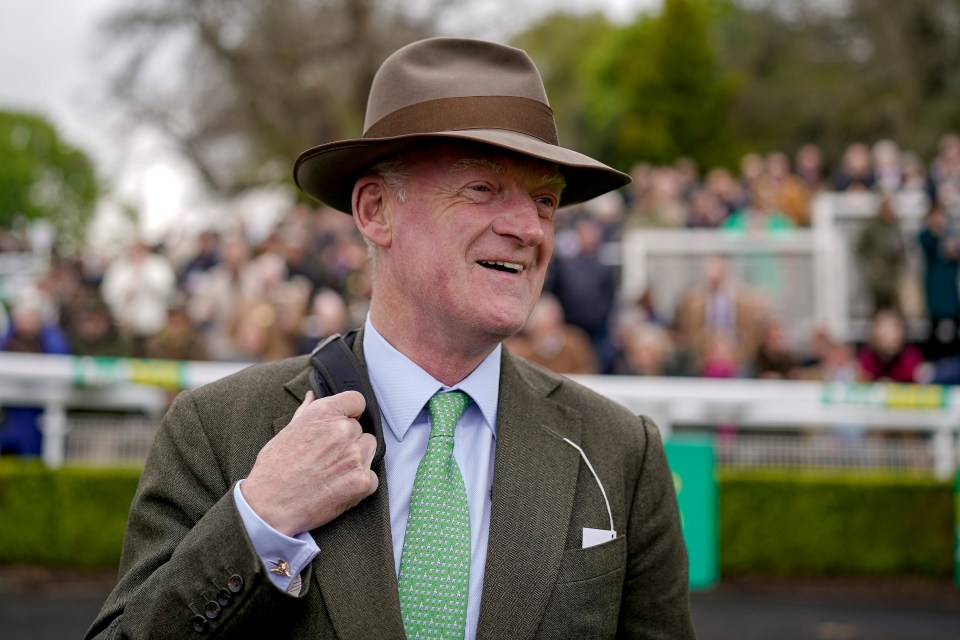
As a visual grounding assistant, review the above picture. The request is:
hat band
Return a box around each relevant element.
[363,96,559,145]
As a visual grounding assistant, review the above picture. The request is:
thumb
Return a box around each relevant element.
[319,390,366,419]
[292,390,315,421]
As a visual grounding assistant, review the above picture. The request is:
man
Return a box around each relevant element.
[87,38,695,639]
[675,254,760,367]
[855,196,906,313]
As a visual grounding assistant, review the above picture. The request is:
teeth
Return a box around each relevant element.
[480,261,524,273]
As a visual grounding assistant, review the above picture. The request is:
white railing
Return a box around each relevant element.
[0,353,247,468]
[570,374,960,479]
[0,353,958,479]
[618,191,931,346]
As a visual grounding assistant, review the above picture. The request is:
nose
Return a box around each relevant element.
[492,193,546,247]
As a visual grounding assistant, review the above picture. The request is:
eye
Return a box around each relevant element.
[535,194,559,218]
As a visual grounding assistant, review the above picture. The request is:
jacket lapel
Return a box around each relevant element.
[476,351,583,639]
[277,329,405,637]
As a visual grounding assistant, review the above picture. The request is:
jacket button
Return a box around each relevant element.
[204,601,221,620]
[192,615,209,633]
[217,588,232,606]
[227,574,244,593]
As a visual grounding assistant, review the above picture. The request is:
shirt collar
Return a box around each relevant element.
[362,317,500,442]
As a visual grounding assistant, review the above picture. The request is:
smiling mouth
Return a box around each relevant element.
[478,260,524,274]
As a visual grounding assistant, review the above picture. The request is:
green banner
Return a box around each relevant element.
[664,436,718,590]
[821,382,948,409]
[72,356,187,390]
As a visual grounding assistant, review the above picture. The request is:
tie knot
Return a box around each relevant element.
[427,390,469,438]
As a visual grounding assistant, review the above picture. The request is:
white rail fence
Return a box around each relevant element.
[618,191,931,346]
[0,353,958,479]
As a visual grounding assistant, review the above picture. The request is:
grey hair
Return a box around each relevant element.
[358,156,412,271]
[369,157,410,203]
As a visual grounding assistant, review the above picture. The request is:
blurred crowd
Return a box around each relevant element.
[622,135,960,230]
[2,134,960,455]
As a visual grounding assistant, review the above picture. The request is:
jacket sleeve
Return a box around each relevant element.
[617,417,698,640]
[85,390,313,639]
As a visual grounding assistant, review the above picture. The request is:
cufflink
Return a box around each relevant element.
[268,559,291,577]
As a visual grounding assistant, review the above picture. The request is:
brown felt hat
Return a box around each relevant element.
[293,37,630,213]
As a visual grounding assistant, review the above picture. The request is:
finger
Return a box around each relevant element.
[364,469,380,497]
[292,390,315,421]
[320,390,366,419]
[358,432,378,466]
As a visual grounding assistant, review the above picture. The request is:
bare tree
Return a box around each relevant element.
[98,0,462,199]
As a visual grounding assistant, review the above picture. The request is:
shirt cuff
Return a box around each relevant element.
[233,480,320,593]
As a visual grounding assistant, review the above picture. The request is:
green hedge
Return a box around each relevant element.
[0,460,140,568]
[0,461,955,577]
[719,469,954,578]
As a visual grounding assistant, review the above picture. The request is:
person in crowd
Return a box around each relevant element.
[872,139,904,195]
[68,293,134,358]
[930,132,960,213]
[0,294,71,456]
[686,187,728,228]
[917,202,960,360]
[675,254,762,366]
[177,229,221,293]
[623,162,654,225]
[144,300,210,361]
[296,287,351,354]
[188,234,260,358]
[699,330,742,379]
[794,143,827,194]
[858,310,923,383]
[703,166,747,218]
[279,230,328,292]
[585,190,628,242]
[100,238,177,356]
[757,151,811,226]
[855,196,907,313]
[0,294,70,356]
[833,142,875,191]
[545,216,619,372]
[820,340,860,384]
[614,322,694,377]
[752,316,799,379]
[505,293,598,374]
[674,156,700,202]
[721,198,795,233]
[224,299,298,362]
[245,245,313,344]
[312,214,373,300]
[88,37,694,639]
[615,288,667,330]
[627,166,688,228]
[899,151,936,205]
[729,153,799,233]
[42,256,92,334]
[739,152,766,205]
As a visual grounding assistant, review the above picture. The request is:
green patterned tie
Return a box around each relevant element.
[398,390,471,640]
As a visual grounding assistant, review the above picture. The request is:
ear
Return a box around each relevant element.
[352,175,392,248]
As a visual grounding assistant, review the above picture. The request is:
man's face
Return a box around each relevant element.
[375,143,563,348]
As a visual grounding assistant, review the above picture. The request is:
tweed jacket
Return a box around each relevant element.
[86,336,695,639]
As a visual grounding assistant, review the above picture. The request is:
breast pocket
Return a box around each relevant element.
[538,536,626,639]
[555,534,626,584]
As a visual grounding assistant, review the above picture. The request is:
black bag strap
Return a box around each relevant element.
[308,329,386,467]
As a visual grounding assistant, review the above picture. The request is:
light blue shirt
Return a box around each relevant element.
[235,317,499,640]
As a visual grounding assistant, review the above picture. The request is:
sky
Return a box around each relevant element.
[0,0,659,247]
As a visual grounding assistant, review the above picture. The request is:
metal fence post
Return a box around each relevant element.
[40,399,67,469]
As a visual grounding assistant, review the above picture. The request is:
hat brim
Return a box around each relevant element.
[294,129,630,214]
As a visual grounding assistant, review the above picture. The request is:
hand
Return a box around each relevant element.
[241,390,379,537]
